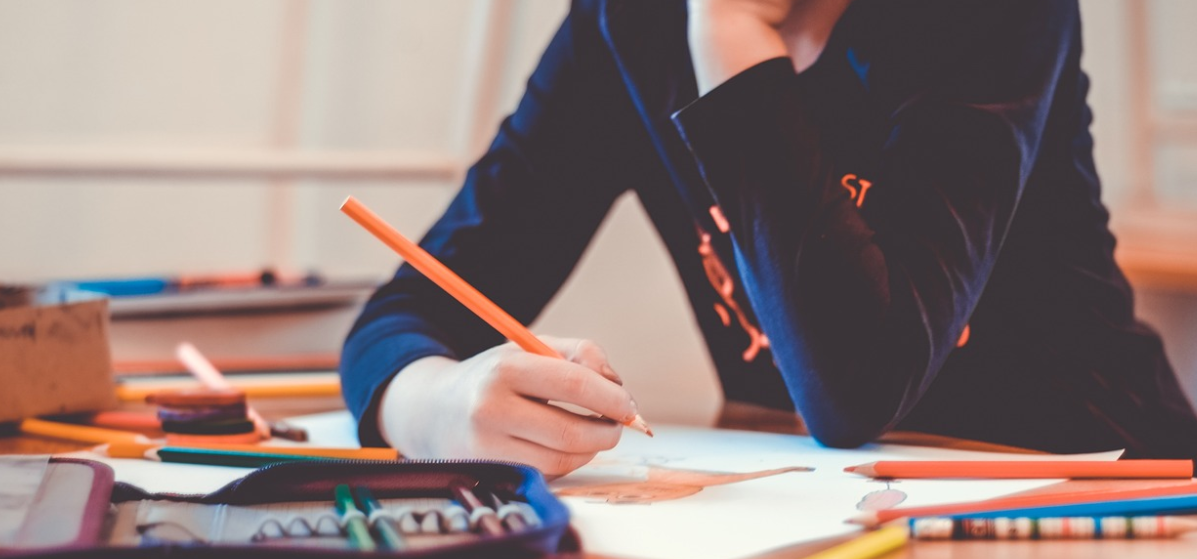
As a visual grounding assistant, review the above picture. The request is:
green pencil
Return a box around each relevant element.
[335,484,377,551]
[151,447,323,468]
[354,486,408,551]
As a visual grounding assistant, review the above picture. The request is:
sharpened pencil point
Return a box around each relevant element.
[626,414,653,437]
[845,511,880,527]
[842,463,877,477]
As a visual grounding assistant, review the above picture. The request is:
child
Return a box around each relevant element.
[341,0,1197,475]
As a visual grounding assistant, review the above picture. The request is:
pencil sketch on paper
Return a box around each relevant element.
[554,455,909,508]
[553,460,813,504]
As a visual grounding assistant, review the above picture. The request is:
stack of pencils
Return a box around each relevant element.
[806,459,1197,559]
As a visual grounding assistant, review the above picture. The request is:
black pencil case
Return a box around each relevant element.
[4,457,578,558]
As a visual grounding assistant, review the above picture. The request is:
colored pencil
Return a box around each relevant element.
[844,460,1193,479]
[335,484,377,551]
[115,374,341,402]
[340,195,652,436]
[20,418,150,445]
[99,440,400,461]
[147,447,326,468]
[489,492,528,532]
[849,482,1197,527]
[112,353,340,375]
[451,484,504,536]
[910,515,1197,540]
[67,269,313,297]
[353,486,409,551]
[805,526,907,559]
[949,492,1197,520]
[176,342,272,440]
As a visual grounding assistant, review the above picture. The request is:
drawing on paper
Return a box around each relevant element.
[554,462,812,504]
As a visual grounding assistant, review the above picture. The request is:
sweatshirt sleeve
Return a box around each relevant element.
[670,1,1076,447]
[340,0,649,446]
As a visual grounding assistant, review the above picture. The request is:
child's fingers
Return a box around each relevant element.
[501,353,638,426]
[495,397,623,454]
[538,336,623,386]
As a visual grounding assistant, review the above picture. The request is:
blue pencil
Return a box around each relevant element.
[952,492,1197,519]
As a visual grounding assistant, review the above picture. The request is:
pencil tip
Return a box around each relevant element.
[843,463,877,477]
[627,415,653,437]
[845,512,878,526]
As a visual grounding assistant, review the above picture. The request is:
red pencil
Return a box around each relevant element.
[848,481,1197,527]
[844,460,1194,480]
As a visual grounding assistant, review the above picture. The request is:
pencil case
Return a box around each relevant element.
[4,457,577,558]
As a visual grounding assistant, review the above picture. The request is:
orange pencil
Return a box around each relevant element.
[849,481,1197,527]
[99,440,399,461]
[340,196,652,436]
[19,418,150,445]
[844,460,1194,480]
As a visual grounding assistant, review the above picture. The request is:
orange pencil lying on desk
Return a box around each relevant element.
[844,460,1194,479]
[340,196,652,436]
[100,440,399,461]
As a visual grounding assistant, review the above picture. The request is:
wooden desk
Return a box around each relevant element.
[4,400,1196,558]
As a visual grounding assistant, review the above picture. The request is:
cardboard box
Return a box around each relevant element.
[0,289,116,422]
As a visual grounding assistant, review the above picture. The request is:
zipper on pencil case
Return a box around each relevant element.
[113,458,551,503]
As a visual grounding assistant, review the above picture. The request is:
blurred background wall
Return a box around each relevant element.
[2,0,1196,424]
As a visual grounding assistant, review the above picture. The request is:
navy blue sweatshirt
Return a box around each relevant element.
[341,0,1197,457]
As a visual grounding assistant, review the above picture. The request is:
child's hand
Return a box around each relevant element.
[376,337,637,477]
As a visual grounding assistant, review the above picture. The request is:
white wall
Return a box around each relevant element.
[0,0,721,423]
[3,1,1196,423]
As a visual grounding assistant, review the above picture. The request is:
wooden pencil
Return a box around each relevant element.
[353,486,408,551]
[451,484,505,536]
[910,515,1197,539]
[489,492,528,532]
[99,440,400,461]
[148,447,324,468]
[843,460,1194,479]
[115,374,341,402]
[804,526,908,559]
[849,481,1197,527]
[949,492,1197,520]
[335,484,377,551]
[20,418,150,445]
[340,195,652,436]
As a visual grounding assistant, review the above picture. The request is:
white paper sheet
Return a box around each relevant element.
[553,425,1122,559]
[284,410,361,447]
